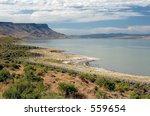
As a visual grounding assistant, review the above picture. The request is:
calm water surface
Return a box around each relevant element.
[23,38,150,76]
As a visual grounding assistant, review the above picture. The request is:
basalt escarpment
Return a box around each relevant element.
[0,22,67,39]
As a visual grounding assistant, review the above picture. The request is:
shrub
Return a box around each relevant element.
[130,91,142,99]
[104,80,115,91]
[96,77,107,87]
[80,73,97,82]
[115,82,130,93]
[0,69,11,82]
[0,64,4,70]
[42,93,64,99]
[10,63,20,70]
[35,68,46,76]
[3,85,18,99]
[25,71,43,82]
[3,79,46,99]
[68,70,78,77]
[24,65,35,73]
[58,82,78,98]
[96,90,107,99]
[96,78,115,91]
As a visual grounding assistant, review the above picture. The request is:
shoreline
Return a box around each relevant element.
[62,55,99,66]
[1,36,150,99]
[29,48,150,84]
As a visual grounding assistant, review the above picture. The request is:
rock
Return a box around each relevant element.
[0,22,67,39]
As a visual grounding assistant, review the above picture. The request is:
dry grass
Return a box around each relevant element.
[0,81,12,98]
[43,71,128,99]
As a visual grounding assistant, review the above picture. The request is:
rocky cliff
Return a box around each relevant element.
[0,22,67,39]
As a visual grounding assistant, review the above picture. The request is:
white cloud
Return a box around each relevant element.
[54,26,150,35]
[0,0,149,23]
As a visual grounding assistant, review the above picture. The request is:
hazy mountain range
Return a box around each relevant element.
[0,22,150,40]
[79,33,150,39]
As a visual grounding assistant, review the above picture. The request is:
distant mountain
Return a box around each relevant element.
[79,33,150,39]
[0,22,67,39]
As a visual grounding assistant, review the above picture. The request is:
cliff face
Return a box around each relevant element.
[0,22,67,39]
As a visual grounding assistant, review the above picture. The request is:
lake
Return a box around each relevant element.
[23,38,150,76]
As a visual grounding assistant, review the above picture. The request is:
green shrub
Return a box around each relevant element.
[0,69,11,82]
[130,91,142,99]
[55,68,67,73]
[80,73,97,82]
[96,78,115,91]
[115,82,130,93]
[58,82,78,97]
[96,90,107,99]
[35,68,46,76]
[130,89,150,99]
[42,93,64,99]
[25,71,43,82]
[104,80,115,91]
[96,77,107,87]
[3,79,46,99]
[24,65,35,73]
[24,64,48,76]
[68,70,78,77]
[3,85,18,99]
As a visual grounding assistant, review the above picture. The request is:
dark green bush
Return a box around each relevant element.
[0,64,4,70]
[96,77,115,91]
[104,80,115,91]
[0,69,11,82]
[10,63,20,70]
[58,82,78,97]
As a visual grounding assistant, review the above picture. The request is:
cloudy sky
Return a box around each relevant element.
[0,0,150,35]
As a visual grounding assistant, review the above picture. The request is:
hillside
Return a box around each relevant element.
[0,36,150,99]
[0,22,67,39]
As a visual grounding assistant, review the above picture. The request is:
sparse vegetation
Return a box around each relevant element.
[0,36,150,99]
[3,78,46,99]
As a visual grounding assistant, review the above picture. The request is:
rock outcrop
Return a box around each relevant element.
[0,22,67,39]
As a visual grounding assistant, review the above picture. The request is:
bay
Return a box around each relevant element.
[23,38,150,76]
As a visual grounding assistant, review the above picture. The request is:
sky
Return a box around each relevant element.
[0,0,150,35]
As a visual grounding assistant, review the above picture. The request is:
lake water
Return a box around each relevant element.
[23,38,150,76]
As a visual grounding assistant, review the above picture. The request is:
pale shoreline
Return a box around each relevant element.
[29,48,150,84]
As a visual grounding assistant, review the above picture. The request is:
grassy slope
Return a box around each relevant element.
[0,36,150,99]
